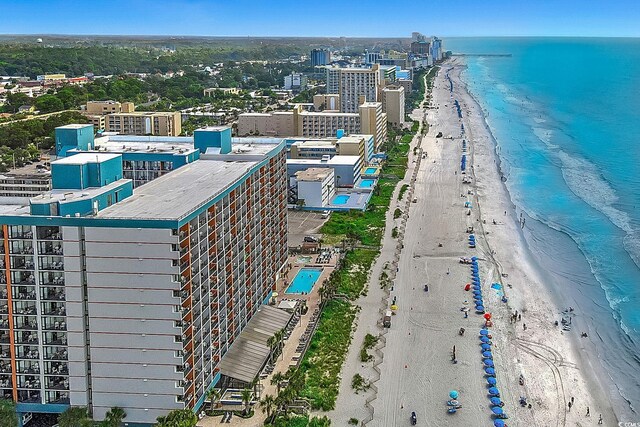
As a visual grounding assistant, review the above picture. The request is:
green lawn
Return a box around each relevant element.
[299,300,357,410]
[336,249,378,299]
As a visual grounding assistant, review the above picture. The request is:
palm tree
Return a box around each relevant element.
[240,388,252,415]
[156,409,197,427]
[206,388,221,411]
[58,407,92,427]
[104,406,126,427]
[0,399,18,427]
[270,371,286,396]
[258,394,276,421]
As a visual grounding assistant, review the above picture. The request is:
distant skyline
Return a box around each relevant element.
[2,0,640,38]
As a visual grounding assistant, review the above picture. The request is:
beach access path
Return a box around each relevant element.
[329,59,616,427]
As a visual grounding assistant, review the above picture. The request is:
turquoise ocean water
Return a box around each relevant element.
[446,38,640,415]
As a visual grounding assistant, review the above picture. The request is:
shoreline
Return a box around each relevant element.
[452,58,621,423]
[457,59,637,420]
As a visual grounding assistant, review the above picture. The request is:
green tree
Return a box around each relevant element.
[257,394,275,420]
[155,409,197,427]
[58,406,93,427]
[240,388,252,415]
[270,371,286,396]
[102,406,126,427]
[0,399,18,427]
[205,388,220,411]
[35,94,65,113]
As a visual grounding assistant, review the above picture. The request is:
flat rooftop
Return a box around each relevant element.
[295,167,333,181]
[53,153,120,165]
[57,124,93,130]
[96,159,259,221]
[92,135,197,156]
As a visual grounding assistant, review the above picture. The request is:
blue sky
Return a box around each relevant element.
[2,0,640,37]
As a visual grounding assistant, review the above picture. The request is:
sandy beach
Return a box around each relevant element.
[330,58,617,427]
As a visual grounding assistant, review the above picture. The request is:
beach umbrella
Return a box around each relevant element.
[480,329,489,336]
[491,406,503,416]
[484,313,492,320]
[488,387,500,396]
[483,359,494,367]
[476,306,485,313]
[471,256,478,261]
[480,336,491,343]
[484,367,495,375]
[481,343,491,351]
[472,271,479,277]
[449,390,459,399]
[487,376,497,385]
[494,420,505,427]
[472,279,481,285]
[473,290,482,295]
[482,351,492,358]
[490,396,502,406]
[473,285,481,290]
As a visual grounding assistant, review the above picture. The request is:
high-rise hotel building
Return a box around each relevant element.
[0,126,288,425]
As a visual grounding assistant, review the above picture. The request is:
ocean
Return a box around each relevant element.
[445,37,640,416]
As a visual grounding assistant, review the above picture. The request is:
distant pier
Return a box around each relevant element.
[452,53,512,57]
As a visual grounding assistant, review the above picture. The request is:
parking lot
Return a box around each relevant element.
[287,210,327,247]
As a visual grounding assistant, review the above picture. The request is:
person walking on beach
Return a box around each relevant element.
[523,323,527,331]
[598,414,603,424]
[568,401,572,412]
[586,406,590,416]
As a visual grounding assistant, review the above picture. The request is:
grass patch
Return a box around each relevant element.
[393,208,402,219]
[360,333,379,362]
[391,227,398,239]
[267,415,331,427]
[336,249,378,299]
[299,300,357,410]
[351,373,369,393]
[398,184,409,201]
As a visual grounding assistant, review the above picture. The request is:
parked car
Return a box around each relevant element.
[304,236,318,243]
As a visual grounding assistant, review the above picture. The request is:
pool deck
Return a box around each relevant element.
[197,251,337,427]
[326,191,372,211]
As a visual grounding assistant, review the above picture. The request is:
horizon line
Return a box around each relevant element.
[1,33,640,39]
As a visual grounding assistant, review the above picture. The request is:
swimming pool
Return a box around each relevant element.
[333,195,350,205]
[364,167,378,175]
[359,179,375,188]
[286,268,323,294]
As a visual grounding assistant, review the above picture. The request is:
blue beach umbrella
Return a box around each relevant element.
[471,271,479,277]
[449,390,459,399]
[480,335,491,343]
[488,387,500,396]
[480,329,489,336]
[476,306,485,313]
[473,285,481,291]
[484,367,495,375]
[487,376,497,385]
[472,279,481,285]
[481,343,491,351]
[494,420,505,427]
[473,290,482,295]
[471,256,478,261]
[484,359,494,367]
[491,406,503,415]
[482,351,492,358]
[490,397,502,406]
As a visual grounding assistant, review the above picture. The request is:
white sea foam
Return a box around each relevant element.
[558,151,633,234]
[532,127,558,148]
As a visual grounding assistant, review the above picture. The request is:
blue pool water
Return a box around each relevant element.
[364,167,377,174]
[447,37,640,416]
[359,179,375,188]
[333,195,350,205]
[286,268,323,294]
